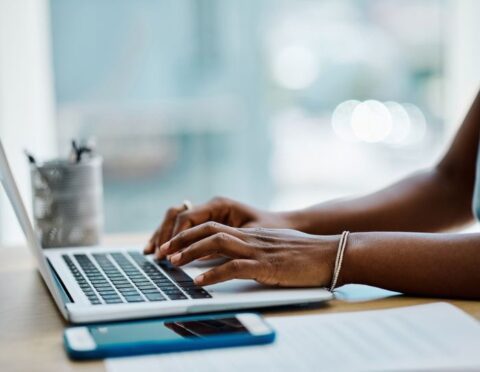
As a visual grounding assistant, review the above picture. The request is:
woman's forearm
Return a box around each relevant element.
[340,231,480,299]
[282,166,475,235]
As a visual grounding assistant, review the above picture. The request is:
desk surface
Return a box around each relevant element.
[2,235,480,371]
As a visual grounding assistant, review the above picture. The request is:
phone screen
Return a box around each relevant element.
[89,316,250,345]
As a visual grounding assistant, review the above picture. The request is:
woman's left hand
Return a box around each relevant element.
[156,222,340,287]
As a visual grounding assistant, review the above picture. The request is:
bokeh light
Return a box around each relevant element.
[402,103,427,145]
[332,99,427,146]
[351,100,393,143]
[331,99,360,142]
[384,101,411,145]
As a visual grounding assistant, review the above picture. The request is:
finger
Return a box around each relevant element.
[198,254,220,261]
[194,259,261,286]
[170,206,212,237]
[169,232,252,266]
[144,205,184,254]
[157,221,243,259]
[170,197,234,237]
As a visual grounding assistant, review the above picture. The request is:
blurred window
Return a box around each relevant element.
[50,0,449,233]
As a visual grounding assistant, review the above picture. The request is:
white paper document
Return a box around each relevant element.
[106,303,480,372]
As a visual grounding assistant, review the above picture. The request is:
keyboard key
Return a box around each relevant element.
[161,285,179,290]
[161,287,185,294]
[145,293,166,301]
[163,291,184,298]
[128,275,145,280]
[108,274,124,279]
[115,284,135,289]
[93,286,113,291]
[105,298,123,304]
[167,293,188,300]
[97,287,116,293]
[117,285,135,290]
[157,260,192,282]
[124,295,145,303]
[187,289,212,299]
[130,279,150,284]
[92,281,110,286]
[141,288,161,294]
[136,284,156,289]
[120,290,141,296]
[93,286,110,292]
[112,282,130,287]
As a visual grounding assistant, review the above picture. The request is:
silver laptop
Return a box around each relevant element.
[0,140,332,324]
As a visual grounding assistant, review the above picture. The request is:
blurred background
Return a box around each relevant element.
[1,0,480,245]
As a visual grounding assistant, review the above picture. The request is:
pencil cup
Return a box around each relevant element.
[30,157,104,248]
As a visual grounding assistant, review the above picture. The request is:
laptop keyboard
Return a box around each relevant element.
[62,251,211,305]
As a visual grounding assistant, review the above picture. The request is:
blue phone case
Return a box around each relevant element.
[64,313,276,360]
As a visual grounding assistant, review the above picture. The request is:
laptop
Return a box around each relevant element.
[0,140,332,324]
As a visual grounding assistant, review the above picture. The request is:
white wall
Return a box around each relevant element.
[0,0,56,246]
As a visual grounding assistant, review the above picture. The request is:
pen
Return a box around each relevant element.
[24,150,36,165]
[70,139,93,163]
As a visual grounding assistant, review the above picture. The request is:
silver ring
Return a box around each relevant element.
[182,199,193,211]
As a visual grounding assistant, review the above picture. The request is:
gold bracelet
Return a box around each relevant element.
[329,231,350,292]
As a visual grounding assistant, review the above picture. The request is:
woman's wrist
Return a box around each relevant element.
[277,209,312,232]
[277,207,340,235]
[335,232,368,288]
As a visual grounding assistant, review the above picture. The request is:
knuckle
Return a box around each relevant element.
[165,207,177,218]
[230,260,242,273]
[176,212,188,223]
[174,231,187,244]
[203,271,214,281]
[211,196,229,205]
[214,232,228,243]
[176,213,194,230]
[185,243,197,254]
[178,247,189,260]
[205,221,219,233]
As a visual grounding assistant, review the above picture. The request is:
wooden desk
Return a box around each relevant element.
[2,235,480,371]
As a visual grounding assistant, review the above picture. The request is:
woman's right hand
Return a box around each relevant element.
[144,196,294,258]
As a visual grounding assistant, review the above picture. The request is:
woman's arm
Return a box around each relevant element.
[286,90,480,235]
[157,222,480,299]
[341,231,480,299]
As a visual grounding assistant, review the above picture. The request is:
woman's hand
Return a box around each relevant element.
[156,222,339,287]
[144,197,295,256]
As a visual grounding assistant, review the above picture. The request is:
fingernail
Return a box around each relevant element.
[170,253,181,265]
[194,274,204,285]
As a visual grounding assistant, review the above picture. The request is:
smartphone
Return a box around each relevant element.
[64,313,275,359]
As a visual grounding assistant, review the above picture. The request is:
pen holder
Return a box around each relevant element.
[30,157,104,248]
